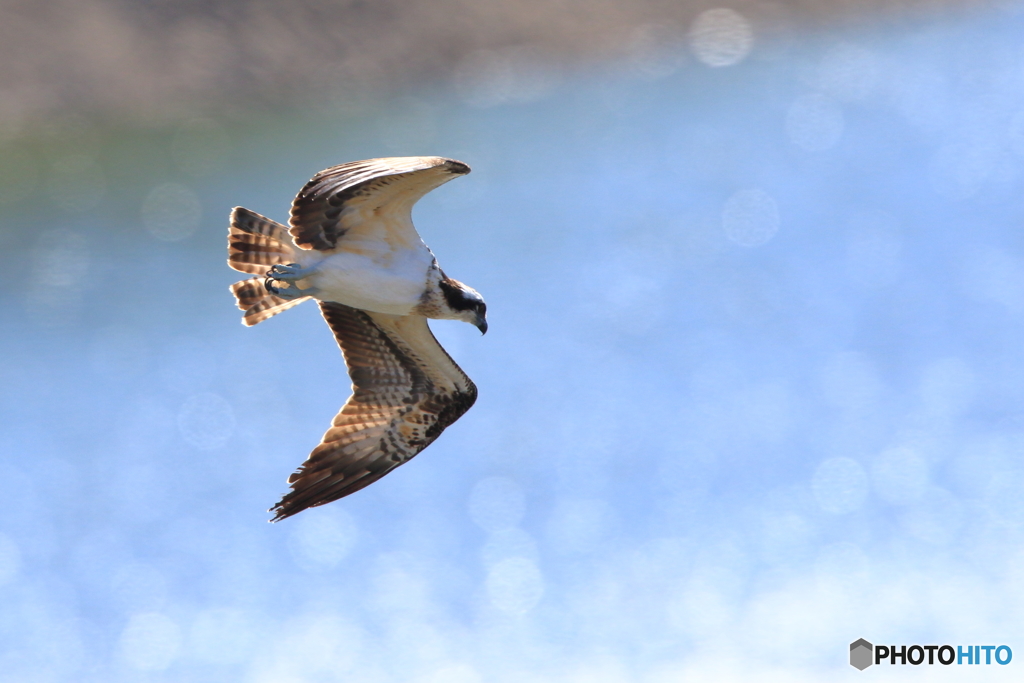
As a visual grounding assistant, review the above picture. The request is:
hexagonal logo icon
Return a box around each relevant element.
[850,638,873,670]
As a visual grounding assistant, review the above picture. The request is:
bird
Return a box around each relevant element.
[226,156,487,521]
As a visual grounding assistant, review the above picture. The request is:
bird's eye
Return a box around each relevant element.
[478,302,487,315]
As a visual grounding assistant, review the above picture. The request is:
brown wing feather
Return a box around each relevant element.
[269,302,477,521]
[288,156,470,251]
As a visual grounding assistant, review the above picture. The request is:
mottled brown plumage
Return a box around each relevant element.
[270,302,477,521]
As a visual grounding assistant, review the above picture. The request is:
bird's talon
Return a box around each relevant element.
[267,263,305,280]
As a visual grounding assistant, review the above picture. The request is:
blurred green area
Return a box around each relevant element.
[0,107,356,247]
[0,0,994,250]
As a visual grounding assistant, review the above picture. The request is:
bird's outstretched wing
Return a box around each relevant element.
[270,302,477,521]
[289,156,471,252]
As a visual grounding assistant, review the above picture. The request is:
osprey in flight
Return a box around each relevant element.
[226,156,486,521]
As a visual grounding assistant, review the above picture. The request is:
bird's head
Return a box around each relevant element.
[438,277,488,334]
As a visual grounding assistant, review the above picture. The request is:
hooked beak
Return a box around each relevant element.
[474,313,488,335]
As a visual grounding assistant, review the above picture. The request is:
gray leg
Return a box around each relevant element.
[267,263,316,283]
[265,263,319,300]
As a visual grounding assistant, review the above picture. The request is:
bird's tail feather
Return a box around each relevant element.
[228,207,309,325]
[230,277,310,326]
[228,206,295,275]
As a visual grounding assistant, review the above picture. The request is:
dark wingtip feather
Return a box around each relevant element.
[444,158,471,175]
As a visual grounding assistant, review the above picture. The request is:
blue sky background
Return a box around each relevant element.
[2,4,1024,681]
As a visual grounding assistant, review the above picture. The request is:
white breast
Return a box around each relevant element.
[297,238,435,315]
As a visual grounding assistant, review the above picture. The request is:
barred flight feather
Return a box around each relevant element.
[289,156,470,251]
[269,301,476,521]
